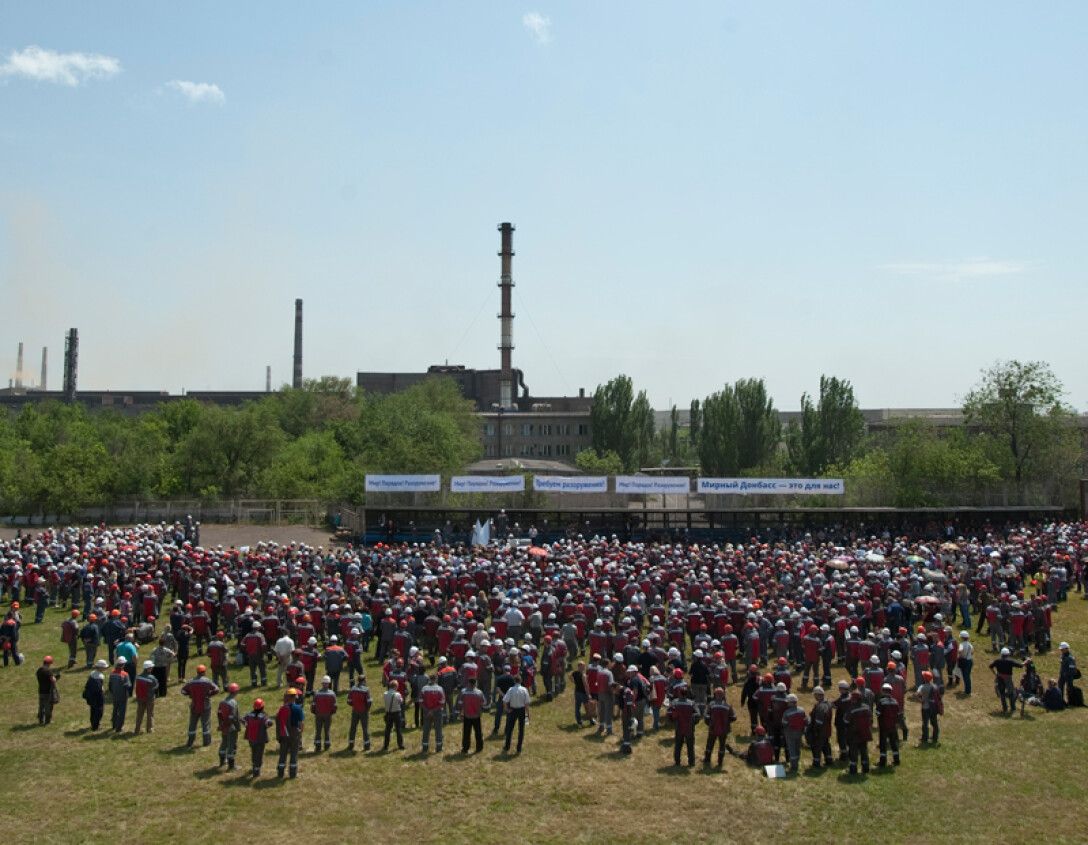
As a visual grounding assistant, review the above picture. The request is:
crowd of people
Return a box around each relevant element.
[1,517,1084,779]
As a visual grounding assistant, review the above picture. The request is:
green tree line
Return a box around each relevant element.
[0,377,481,515]
[579,361,1083,506]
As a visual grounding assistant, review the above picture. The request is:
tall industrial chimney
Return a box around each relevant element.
[15,342,24,390]
[292,299,303,389]
[266,365,272,393]
[40,347,47,391]
[497,222,515,409]
[63,328,78,403]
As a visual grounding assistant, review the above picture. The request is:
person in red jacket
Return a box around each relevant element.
[459,676,486,754]
[875,683,901,767]
[181,664,220,747]
[133,660,159,734]
[310,675,337,752]
[703,687,736,767]
[243,698,273,777]
[347,676,372,751]
[744,725,775,766]
[61,609,80,669]
[667,685,697,767]
[844,690,872,775]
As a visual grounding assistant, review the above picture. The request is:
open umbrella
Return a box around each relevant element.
[915,595,941,605]
[527,547,549,559]
[940,542,959,552]
[864,551,885,564]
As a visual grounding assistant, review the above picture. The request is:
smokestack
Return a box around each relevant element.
[266,365,272,393]
[15,342,24,390]
[497,222,515,409]
[292,299,303,389]
[63,328,78,403]
[40,347,47,391]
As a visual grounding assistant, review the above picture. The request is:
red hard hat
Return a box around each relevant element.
[70,609,80,617]
[197,665,207,674]
[43,655,54,663]
[254,698,265,709]
[228,683,240,693]
[762,673,773,684]
[777,657,787,665]
[755,725,766,735]
[855,677,865,687]
[672,668,684,679]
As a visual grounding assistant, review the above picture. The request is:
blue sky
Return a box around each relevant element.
[2,2,1085,410]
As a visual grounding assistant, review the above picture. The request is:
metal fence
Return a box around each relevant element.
[1,499,326,528]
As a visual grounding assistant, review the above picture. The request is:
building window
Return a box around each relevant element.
[540,424,552,436]
[577,424,589,436]
[521,423,534,437]
[503,424,513,436]
[484,444,496,457]
[541,444,552,457]
[485,423,496,437]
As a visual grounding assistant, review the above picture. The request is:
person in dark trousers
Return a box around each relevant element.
[243,698,274,777]
[381,682,405,751]
[82,659,108,730]
[502,674,531,754]
[1058,643,1080,706]
[667,685,697,767]
[108,658,131,733]
[459,677,486,753]
[275,689,305,778]
[36,656,60,725]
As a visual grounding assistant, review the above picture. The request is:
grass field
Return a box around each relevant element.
[1,567,1085,845]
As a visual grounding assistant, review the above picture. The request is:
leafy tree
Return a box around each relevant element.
[787,376,865,475]
[698,379,780,475]
[354,377,481,473]
[668,406,680,462]
[839,422,1001,506]
[589,374,655,471]
[259,430,353,499]
[575,448,624,476]
[689,399,701,452]
[173,402,286,497]
[963,360,1077,493]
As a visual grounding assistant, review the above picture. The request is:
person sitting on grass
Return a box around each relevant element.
[1041,678,1066,712]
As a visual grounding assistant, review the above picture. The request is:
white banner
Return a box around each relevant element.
[450,475,526,493]
[364,474,441,493]
[532,475,608,494]
[697,477,845,495]
[615,475,691,494]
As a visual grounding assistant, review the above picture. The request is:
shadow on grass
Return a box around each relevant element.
[194,765,223,780]
[802,765,831,778]
[159,744,196,755]
[329,748,354,758]
[9,723,43,732]
[442,751,472,762]
[64,727,92,737]
[252,777,286,790]
[655,764,693,775]
[914,742,942,751]
[83,731,115,741]
[582,733,607,743]
[490,751,521,763]
[221,774,254,788]
[558,723,587,733]
[837,771,868,783]
[869,765,896,776]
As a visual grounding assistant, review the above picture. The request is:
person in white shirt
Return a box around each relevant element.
[502,676,531,754]
[274,634,296,688]
[957,631,975,696]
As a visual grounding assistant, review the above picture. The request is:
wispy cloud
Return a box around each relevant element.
[523,12,552,44]
[167,80,225,105]
[880,258,1031,281]
[0,45,120,86]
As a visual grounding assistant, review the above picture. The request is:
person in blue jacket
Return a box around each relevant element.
[82,659,108,730]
